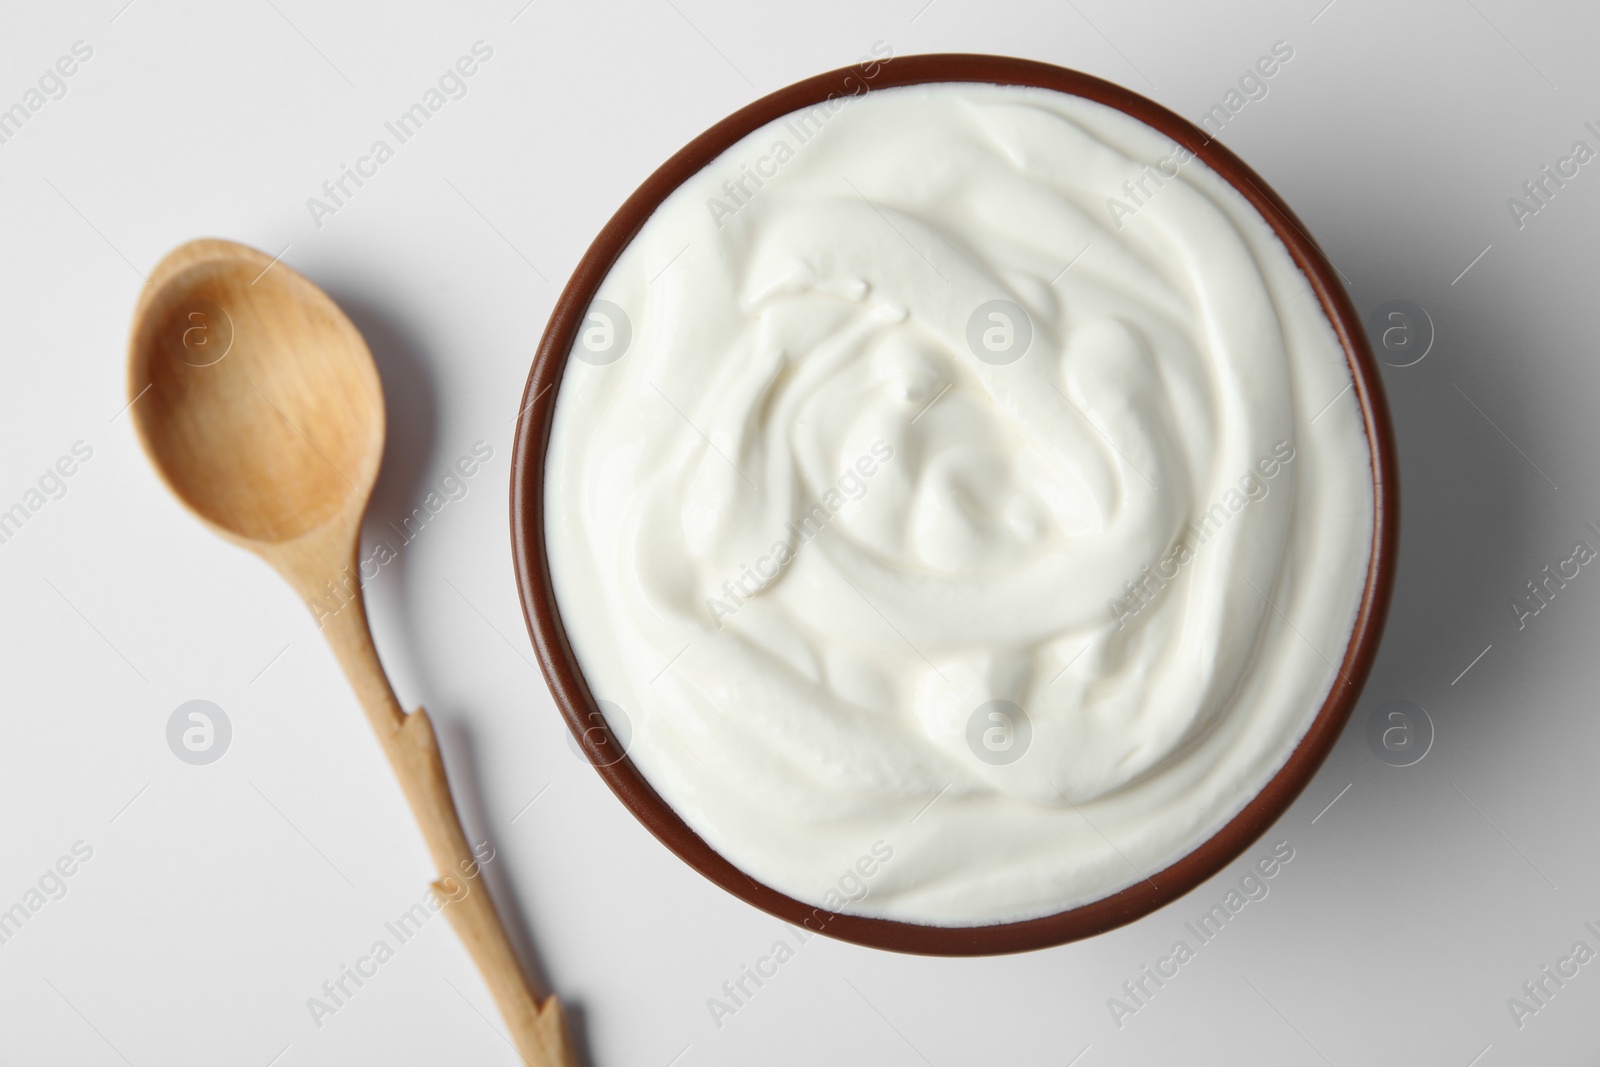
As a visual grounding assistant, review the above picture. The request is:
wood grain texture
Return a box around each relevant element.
[130,238,575,1066]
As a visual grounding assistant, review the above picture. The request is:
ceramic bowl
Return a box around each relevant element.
[511,53,1398,956]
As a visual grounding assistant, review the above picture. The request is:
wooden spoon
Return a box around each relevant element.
[127,238,575,1066]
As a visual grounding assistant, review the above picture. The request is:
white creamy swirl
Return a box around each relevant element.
[546,83,1374,925]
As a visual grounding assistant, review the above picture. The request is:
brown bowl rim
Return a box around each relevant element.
[510,52,1399,957]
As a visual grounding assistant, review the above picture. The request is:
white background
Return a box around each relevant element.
[2,1,1596,1064]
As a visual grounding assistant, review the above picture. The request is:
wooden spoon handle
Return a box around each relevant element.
[391,708,577,1066]
[318,577,576,1066]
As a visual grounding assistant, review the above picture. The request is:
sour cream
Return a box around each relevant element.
[544,82,1374,926]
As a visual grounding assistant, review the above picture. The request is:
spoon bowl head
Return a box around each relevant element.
[128,239,385,545]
